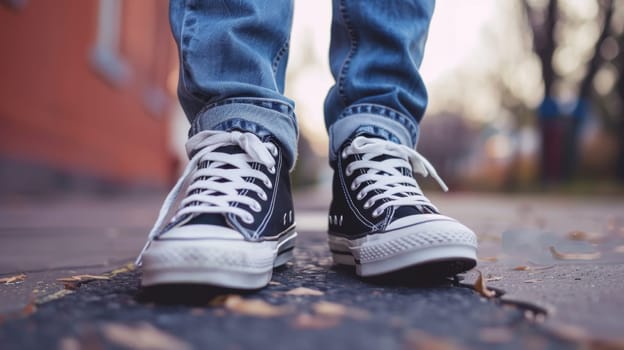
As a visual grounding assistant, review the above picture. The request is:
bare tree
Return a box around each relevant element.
[522,0,616,183]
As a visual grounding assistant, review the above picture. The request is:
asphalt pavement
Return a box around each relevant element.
[0,188,623,349]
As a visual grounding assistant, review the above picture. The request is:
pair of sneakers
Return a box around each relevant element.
[137,130,477,289]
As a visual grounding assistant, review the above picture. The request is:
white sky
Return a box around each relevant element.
[287,0,505,154]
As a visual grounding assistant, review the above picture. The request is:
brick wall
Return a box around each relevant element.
[0,0,178,192]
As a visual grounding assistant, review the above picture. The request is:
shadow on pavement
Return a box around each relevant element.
[138,284,259,306]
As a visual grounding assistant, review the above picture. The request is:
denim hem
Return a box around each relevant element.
[328,103,420,161]
[190,98,298,170]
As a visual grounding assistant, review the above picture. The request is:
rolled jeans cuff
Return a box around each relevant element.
[190,98,298,170]
[328,104,420,161]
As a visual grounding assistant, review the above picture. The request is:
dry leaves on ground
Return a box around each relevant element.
[404,329,463,350]
[292,301,370,329]
[474,270,496,298]
[101,322,190,350]
[107,263,135,277]
[549,322,624,349]
[512,265,531,271]
[478,327,513,344]
[566,230,604,243]
[549,246,601,261]
[292,314,342,330]
[284,287,324,296]
[478,256,498,262]
[485,275,503,282]
[57,274,110,290]
[37,289,74,304]
[614,245,624,254]
[0,273,26,284]
[224,295,292,317]
[313,301,370,320]
[55,264,134,290]
[513,265,554,272]
[21,299,37,316]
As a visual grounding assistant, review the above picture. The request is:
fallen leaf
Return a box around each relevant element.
[107,263,135,277]
[485,276,503,282]
[57,274,110,282]
[549,246,601,261]
[291,314,341,330]
[57,274,110,290]
[0,273,26,284]
[207,294,230,307]
[523,279,541,284]
[37,289,74,304]
[310,301,370,321]
[404,329,462,350]
[21,299,37,316]
[479,327,513,344]
[478,256,498,262]
[268,281,282,286]
[312,301,346,317]
[614,246,624,254]
[566,230,603,243]
[224,295,291,317]
[474,270,496,298]
[285,287,324,296]
[101,323,190,350]
[513,265,531,271]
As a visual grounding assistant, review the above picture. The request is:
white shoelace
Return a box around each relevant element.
[341,136,448,218]
[136,130,277,265]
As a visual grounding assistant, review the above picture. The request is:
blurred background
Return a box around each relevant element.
[1,0,624,196]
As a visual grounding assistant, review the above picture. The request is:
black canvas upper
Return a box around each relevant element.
[328,134,439,238]
[162,133,295,242]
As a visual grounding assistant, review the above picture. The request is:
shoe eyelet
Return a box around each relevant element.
[251,202,262,212]
[242,214,254,224]
[350,181,360,191]
[268,166,276,174]
[356,191,366,200]
[258,192,267,201]
[345,166,353,176]
[264,179,273,189]
[271,147,279,157]
[341,149,348,159]
[372,209,381,217]
[363,200,372,209]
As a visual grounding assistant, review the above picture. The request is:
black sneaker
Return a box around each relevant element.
[328,135,477,277]
[137,130,297,289]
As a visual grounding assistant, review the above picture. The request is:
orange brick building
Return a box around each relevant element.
[0,0,178,193]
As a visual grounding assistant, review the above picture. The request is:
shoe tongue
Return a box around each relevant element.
[183,213,228,227]
[393,203,438,217]
[211,144,245,158]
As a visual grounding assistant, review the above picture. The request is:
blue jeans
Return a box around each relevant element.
[170,0,434,169]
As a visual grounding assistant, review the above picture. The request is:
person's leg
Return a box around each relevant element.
[171,0,297,167]
[325,0,478,277]
[138,0,298,289]
[325,0,431,154]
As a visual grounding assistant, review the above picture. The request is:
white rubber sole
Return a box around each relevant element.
[141,230,297,289]
[329,219,477,277]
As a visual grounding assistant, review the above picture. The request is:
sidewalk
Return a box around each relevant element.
[1,188,623,348]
